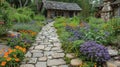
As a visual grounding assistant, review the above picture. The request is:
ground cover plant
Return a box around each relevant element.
[54,17,120,67]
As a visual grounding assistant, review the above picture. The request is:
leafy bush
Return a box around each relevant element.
[0,2,12,35]
[7,34,32,48]
[17,7,34,18]
[8,7,35,23]
[34,14,45,21]
[80,41,110,64]
[107,18,120,35]
[12,22,42,33]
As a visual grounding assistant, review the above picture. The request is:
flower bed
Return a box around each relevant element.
[54,17,119,67]
[0,21,44,67]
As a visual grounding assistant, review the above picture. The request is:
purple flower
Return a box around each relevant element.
[80,41,110,62]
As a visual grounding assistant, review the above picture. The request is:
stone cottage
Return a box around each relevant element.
[42,1,82,18]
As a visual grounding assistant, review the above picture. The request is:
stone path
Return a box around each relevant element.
[20,22,68,67]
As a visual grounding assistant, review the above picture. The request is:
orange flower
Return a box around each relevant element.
[22,48,26,53]
[15,58,20,62]
[13,55,17,58]
[6,57,11,61]
[4,52,9,58]
[19,47,23,50]
[1,61,6,66]
[8,49,13,54]
[10,33,15,37]
[15,46,19,49]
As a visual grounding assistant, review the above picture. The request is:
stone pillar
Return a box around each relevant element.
[101,1,112,21]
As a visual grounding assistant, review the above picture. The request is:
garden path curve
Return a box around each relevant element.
[20,22,68,67]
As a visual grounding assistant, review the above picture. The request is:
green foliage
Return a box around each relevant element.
[7,34,32,48]
[107,18,120,35]
[12,22,42,33]
[0,2,12,35]
[8,7,35,23]
[34,14,45,21]
[17,7,34,18]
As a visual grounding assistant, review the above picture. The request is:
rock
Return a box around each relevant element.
[56,50,64,53]
[51,47,61,51]
[48,56,53,59]
[47,59,66,66]
[108,48,118,56]
[107,61,117,67]
[38,57,47,61]
[25,51,32,58]
[40,42,51,45]
[32,43,38,46]
[52,53,65,58]
[51,66,58,67]
[48,44,53,47]
[114,61,120,67]
[59,65,68,67]
[28,58,37,64]
[29,46,34,50]
[30,50,43,53]
[20,64,34,67]
[36,62,47,67]
[33,52,43,58]
[7,31,20,37]
[35,45,45,50]
[54,43,61,47]
[71,58,82,66]
[44,47,51,51]
[66,53,76,59]
[44,51,54,56]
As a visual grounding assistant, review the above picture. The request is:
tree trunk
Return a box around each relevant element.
[18,0,22,7]
[35,0,39,11]
[24,0,29,7]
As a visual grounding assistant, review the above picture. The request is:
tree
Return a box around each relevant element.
[6,0,31,8]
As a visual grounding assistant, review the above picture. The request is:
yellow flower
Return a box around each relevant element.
[22,48,26,53]
[1,61,6,66]
[13,49,16,52]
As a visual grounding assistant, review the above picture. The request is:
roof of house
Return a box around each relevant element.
[43,1,82,11]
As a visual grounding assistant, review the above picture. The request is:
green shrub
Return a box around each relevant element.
[107,18,120,35]
[34,14,45,21]
[7,7,35,23]
[0,2,12,35]
[12,23,41,33]
[17,7,34,18]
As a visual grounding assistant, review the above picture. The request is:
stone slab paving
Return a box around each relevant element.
[20,22,68,67]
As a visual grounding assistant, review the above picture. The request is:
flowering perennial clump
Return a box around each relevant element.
[80,41,110,62]
[0,47,25,66]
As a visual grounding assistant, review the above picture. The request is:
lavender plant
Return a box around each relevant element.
[80,41,110,63]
